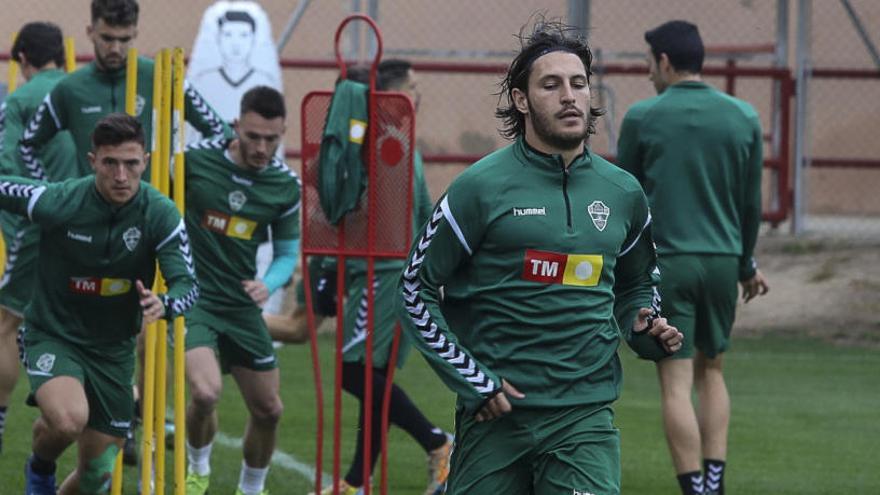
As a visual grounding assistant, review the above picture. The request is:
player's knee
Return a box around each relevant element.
[79,443,119,494]
[250,394,283,426]
[48,409,89,440]
[190,382,221,414]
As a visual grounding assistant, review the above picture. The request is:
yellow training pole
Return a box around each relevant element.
[125,47,138,116]
[172,46,187,495]
[110,46,140,495]
[141,50,165,495]
[7,32,19,94]
[153,47,173,495]
[64,37,76,73]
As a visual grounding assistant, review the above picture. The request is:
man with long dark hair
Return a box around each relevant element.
[398,19,682,494]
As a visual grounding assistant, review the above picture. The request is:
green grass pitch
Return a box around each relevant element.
[1,334,877,493]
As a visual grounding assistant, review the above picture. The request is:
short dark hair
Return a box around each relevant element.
[12,22,64,68]
[496,17,604,140]
[377,59,412,91]
[218,10,255,31]
[644,20,704,74]
[240,86,285,120]
[91,0,140,27]
[91,113,145,150]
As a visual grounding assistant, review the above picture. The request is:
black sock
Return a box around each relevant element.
[704,459,726,494]
[0,405,6,452]
[30,454,56,476]
[134,399,142,422]
[677,471,704,495]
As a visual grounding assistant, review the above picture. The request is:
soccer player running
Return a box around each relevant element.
[0,21,77,454]
[301,60,453,495]
[616,21,770,495]
[4,113,198,494]
[181,86,300,495]
[398,19,683,495]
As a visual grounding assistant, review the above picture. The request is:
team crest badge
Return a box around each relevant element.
[228,190,247,212]
[123,227,141,252]
[36,353,55,373]
[135,95,147,117]
[587,200,610,231]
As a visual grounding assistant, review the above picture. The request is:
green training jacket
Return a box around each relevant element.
[0,175,199,359]
[616,81,763,280]
[19,57,229,181]
[399,137,667,413]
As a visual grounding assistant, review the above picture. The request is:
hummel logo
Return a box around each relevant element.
[67,230,93,243]
[81,105,102,114]
[231,174,253,187]
[512,206,546,217]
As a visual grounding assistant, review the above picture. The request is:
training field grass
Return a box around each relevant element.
[1,334,878,494]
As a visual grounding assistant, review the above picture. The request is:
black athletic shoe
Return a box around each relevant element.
[123,425,138,466]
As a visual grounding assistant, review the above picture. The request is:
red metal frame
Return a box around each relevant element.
[298,15,414,495]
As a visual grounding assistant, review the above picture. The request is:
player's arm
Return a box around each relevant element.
[739,114,764,281]
[615,108,644,181]
[183,80,232,139]
[18,90,66,181]
[0,175,48,218]
[155,216,200,319]
[398,189,503,415]
[614,190,682,359]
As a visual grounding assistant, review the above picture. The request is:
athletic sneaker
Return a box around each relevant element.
[184,470,210,495]
[123,424,138,466]
[424,434,453,495]
[24,456,56,495]
[309,480,363,495]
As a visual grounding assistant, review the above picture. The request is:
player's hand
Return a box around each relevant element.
[740,269,769,303]
[475,379,525,422]
[242,279,269,306]
[634,308,683,354]
[136,280,165,324]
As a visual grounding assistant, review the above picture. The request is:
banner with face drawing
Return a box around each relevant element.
[187,1,283,138]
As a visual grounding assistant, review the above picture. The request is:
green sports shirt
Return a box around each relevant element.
[399,137,667,413]
[0,175,199,359]
[184,137,301,307]
[19,58,229,180]
[616,81,763,280]
[0,69,77,180]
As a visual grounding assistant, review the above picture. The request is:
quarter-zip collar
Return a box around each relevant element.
[513,136,593,173]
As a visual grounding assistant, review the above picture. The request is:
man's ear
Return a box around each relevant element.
[512,88,529,116]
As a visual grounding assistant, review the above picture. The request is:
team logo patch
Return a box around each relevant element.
[228,190,247,212]
[587,200,610,231]
[36,353,55,373]
[123,226,141,251]
[522,249,603,287]
[349,119,367,144]
[203,209,257,240]
[135,95,147,117]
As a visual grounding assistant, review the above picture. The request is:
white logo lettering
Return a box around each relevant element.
[81,105,102,114]
[67,230,93,243]
[231,174,254,187]
[206,215,227,230]
[513,206,547,217]
[541,261,559,277]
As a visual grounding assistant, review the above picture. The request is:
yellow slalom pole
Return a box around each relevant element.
[64,37,76,73]
[7,32,19,94]
[172,46,187,495]
[153,47,173,495]
[141,49,165,495]
[110,45,140,495]
[125,47,138,116]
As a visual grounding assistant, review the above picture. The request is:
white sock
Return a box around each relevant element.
[186,441,213,476]
[238,461,269,495]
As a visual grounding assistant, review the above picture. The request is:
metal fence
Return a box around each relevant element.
[1,0,878,237]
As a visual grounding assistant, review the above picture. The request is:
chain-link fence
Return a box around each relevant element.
[1,1,877,237]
